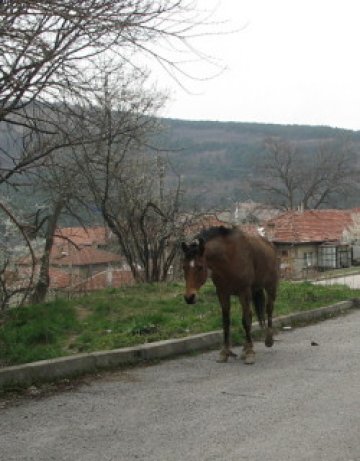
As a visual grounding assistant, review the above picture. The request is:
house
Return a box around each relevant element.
[70,268,134,294]
[4,266,77,307]
[17,244,125,277]
[14,226,132,297]
[50,246,125,278]
[264,209,358,279]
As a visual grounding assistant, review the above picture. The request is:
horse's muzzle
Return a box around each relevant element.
[184,294,196,304]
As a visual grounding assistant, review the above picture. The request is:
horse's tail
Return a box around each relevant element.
[252,288,266,328]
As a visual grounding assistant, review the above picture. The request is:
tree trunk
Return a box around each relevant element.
[30,201,64,304]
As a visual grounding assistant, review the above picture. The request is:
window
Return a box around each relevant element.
[303,252,314,267]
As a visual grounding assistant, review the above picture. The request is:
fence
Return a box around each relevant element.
[279,254,360,289]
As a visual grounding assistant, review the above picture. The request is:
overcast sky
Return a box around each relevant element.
[156,0,360,131]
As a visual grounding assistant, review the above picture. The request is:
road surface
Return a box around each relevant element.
[314,273,360,289]
[1,310,360,461]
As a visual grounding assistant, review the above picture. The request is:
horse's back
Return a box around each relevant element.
[228,230,278,288]
[204,228,278,290]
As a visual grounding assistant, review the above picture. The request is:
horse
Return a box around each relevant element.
[181,226,278,364]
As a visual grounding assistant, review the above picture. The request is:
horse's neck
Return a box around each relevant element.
[205,243,227,267]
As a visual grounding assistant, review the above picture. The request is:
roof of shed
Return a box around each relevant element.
[53,226,109,247]
[51,246,122,267]
[264,209,359,244]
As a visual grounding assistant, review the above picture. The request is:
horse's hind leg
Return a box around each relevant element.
[217,290,237,363]
[240,289,255,364]
[264,287,276,348]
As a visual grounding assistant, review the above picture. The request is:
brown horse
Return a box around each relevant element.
[181,226,278,364]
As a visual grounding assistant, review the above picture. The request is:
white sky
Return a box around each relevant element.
[156,0,360,131]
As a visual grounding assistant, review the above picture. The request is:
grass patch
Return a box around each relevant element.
[276,281,359,315]
[0,299,78,366]
[1,281,359,366]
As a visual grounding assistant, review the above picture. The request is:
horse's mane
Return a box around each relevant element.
[196,226,235,243]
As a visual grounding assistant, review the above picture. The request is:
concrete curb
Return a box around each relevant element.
[0,299,358,390]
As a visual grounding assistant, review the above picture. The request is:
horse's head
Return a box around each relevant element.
[181,238,208,304]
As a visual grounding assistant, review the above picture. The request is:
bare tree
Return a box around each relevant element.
[99,154,188,282]
[26,129,96,304]
[1,0,218,183]
[299,139,359,209]
[0,1,219,304]
[0,101,96,305]
[254,137,300,210]
[0,201,37,309]
[71,65,189,282]
[0,0,218,227]
[28,199,65,305]
[253,136,359,210]
[1,1,206,117]
[28,173,81,304]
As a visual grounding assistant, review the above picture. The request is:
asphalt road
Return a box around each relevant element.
[314,273,360,289]
[1,310,360,461]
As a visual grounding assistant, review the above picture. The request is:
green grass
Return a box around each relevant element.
[0,299,78,366]
[1,281,359,366]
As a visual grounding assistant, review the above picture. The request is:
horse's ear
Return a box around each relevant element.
[198,237,205,256]
[181,242,188,253]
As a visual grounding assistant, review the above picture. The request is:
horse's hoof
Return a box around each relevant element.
[217,349,237,363]
[217,350,229,363]
[244,352,255,365]
[265,336,274,347]
[227,350,237,358]
[240,344,252,360]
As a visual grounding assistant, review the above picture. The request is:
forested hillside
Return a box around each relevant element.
[155,119,360,209]
[2,118,360,212]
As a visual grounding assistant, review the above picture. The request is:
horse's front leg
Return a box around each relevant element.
[240,289,255,364]
[216,290,237,363]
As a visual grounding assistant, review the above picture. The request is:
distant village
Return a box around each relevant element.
[5,201,360,302]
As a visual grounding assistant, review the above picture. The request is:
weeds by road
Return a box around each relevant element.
[1,281,360,367]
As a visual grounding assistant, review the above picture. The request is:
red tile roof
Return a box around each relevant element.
[51,246,122,267]
[17,246,123,267]
[264,209,358,243]
[53,226,109,247]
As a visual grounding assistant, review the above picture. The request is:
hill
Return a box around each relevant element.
[1,118,360,212]
[155,119,360,209]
